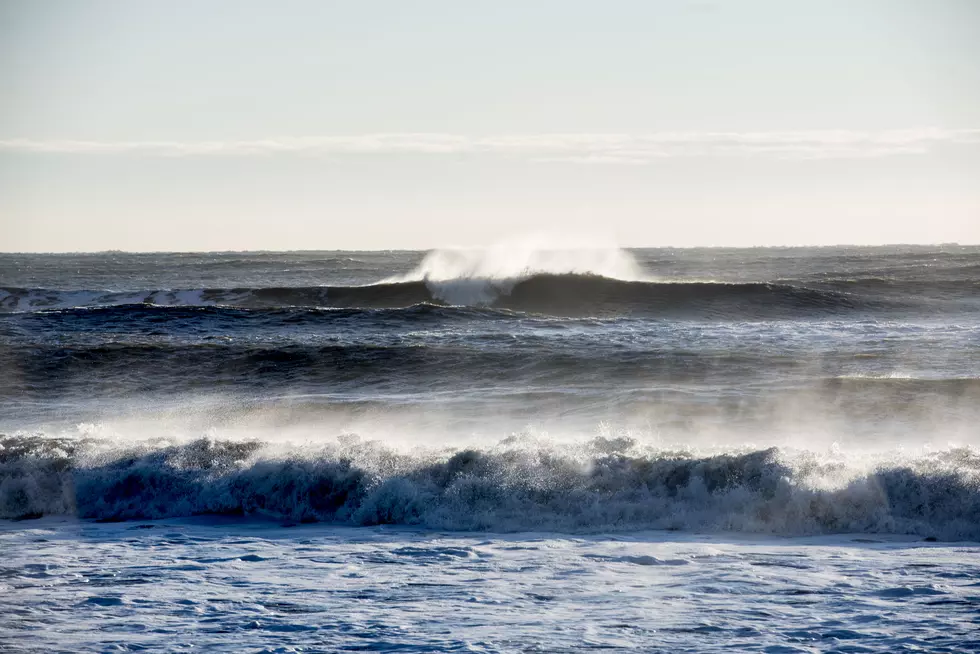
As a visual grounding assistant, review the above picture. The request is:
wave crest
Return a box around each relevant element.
[389,244,646,283]
[386,245,646,305]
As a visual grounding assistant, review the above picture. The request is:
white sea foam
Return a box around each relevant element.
[3,421,978,540]
[2,518,976,652]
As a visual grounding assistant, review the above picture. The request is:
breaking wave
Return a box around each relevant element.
[2,435,979,540]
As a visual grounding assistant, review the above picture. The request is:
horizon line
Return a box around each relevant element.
[1,242,974,255]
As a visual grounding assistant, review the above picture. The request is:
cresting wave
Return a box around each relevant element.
[0,276,920,318]
[2,435,979,539]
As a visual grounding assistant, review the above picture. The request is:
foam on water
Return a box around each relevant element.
[3,519,977,652]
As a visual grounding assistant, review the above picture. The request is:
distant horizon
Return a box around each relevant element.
[2,241,977,256]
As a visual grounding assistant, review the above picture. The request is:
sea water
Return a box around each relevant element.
[1,245,979,652]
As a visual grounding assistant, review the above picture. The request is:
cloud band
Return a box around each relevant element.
[1,128,978,162]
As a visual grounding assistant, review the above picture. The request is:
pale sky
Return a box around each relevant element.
[1,0,978,251]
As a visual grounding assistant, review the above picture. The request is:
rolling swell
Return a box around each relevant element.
[497,276,860,316]
[2,435,979,539]
[7,339,980,398]
[1,275,879,317]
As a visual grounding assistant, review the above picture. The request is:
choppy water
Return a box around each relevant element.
[1,245,978,651]
[3,519,980,653]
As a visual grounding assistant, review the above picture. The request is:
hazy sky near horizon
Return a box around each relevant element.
[1,0,979,251]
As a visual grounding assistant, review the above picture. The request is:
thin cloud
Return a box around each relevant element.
[1,128,978,162]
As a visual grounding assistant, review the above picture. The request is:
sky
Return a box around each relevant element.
[1,0,978,251]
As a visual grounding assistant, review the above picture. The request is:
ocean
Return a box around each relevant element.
[1,245,979,652]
